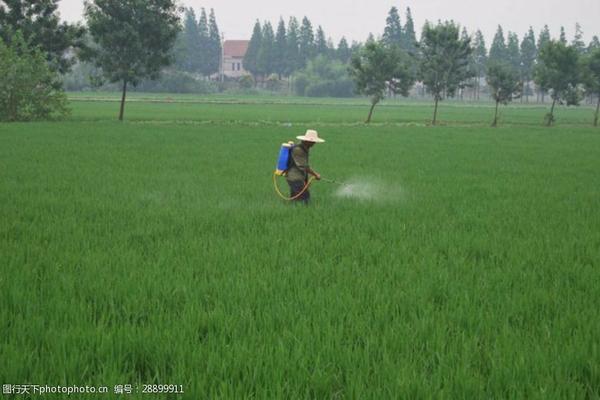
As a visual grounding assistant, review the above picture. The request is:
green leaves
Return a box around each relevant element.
[487,63,522,105]
[84,0,181,86]
[0,30,69,121]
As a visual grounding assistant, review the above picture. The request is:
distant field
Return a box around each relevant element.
[1,94,599,398]
[67,92,598,128]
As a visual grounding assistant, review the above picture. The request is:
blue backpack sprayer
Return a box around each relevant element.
[272,141,316,201]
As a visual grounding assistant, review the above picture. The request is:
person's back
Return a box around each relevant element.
[286,142,309,184]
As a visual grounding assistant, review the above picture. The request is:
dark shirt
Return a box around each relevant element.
[286,142,309,183]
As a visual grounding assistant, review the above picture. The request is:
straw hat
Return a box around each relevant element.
[296,129,325,143]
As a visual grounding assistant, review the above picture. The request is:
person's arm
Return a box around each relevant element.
[307,168,321,180]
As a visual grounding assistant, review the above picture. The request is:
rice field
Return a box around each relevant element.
[1,95,599,399]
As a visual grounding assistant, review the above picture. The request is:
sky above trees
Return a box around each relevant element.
[58,0,599,44]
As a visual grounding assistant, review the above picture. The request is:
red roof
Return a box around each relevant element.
[223,40,249,58]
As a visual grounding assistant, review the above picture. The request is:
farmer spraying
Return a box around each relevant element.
[273,129,325,204]
[287,129,325,203]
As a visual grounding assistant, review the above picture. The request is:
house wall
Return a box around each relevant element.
[223,56,247,78]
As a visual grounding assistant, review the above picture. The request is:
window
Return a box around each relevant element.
[231,63,235,71]
[237,63,241,71]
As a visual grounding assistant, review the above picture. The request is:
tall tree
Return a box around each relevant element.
[487,63,522,126]
[580,49,600,126]
[418,21,473,124]
[537,25,551,102]
[285,17,300,76]
[572,23,586,54]
[589,36,600,52]
[559,26,567,44]
[197,8,211,76]
[538,25,551,50]
[0,0,85,73]
[520,27,537,102]
[382,7,402,48]
[257,21,275,77]
[402,7,417,55]
[273,18,287,78]
[315,26,328,57]
[534,40,581,125]
[206,9,222,76]
[176,8,202,73]
[507,32,521,72]
[84,0,180,121]
[349,40,415,123]
[299,17,315,67]
[472,30,488,100]
[244,20,262,78]
[489,25,507,64]
[337,37,351,63]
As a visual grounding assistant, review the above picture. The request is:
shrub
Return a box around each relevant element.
[293,56,354,98]
[238,74,255,89]
[0,31,69,121]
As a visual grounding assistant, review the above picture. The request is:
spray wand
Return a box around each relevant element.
[321,177,349,186]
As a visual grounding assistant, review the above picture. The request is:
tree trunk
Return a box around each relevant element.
[119,79,128,121]
[594,96,600,127]
[547,98,557,126]
[492,100,499,127]
[432,97,439,125]
[366,99,378,123]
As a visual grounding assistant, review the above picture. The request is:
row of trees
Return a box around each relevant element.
[349,20,600,127]
[243,17,356,80]
[173,7,221,77]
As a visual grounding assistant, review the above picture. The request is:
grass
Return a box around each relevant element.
[1,95,600,399]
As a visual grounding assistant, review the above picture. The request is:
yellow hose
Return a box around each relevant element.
[273,172,315,201]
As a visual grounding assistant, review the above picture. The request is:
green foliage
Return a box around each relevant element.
[487,62,522,126]
[257,22,275,77]
[174,8,203,73]
[243,21,262,77]
[337,37,351,64]
[0,0,85,73]
[580,49,600,125]
[299,17,315,68]
[206,9,222,76]
[294,56,354,98]
[589,36,600,52]
[402,7,417,55]
[520,28,537,83]
[534,40,582,124]
[489,25,507,64]
[572,23,586,54]
[506,32,521,72]
[133,70,218,94]
[0,31,69,121]
[273,19,287,77]
[285,17,301,76]
[265,74,282,92]
[382,7,402,48]
[471,30,488,99]
[196,8,212,76]
[315,26,328,57]
[238,74,255,90]
[349,40,415,122]
[84,0,181,120]
[559,26,567,44]
[418,21,473,123]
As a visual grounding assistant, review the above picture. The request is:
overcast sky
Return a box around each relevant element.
[59,0,599,45]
